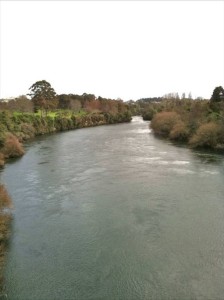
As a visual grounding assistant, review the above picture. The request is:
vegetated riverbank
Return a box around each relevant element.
[0,110,132,165]
[0,185,12,294]
[141,98,224,151]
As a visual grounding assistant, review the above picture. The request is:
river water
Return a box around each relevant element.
[1,116,224,300]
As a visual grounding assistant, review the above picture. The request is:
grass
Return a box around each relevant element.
[13,109,87,119]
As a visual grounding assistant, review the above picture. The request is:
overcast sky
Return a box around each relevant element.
[1,1,224,101]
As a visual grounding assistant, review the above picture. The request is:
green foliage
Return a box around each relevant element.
[142,108,156,121]
[0,109,131,146]
[28,80,57,115]
[210,86,224,102]
[0,132,6,148]
[148,89,224,149]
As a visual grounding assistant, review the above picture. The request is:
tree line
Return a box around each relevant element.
[0,80,130,117]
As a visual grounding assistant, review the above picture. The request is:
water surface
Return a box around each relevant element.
[1,117,224,299]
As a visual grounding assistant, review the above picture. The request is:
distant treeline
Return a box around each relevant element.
[0,93,130,115]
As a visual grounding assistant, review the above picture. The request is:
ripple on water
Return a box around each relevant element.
[172,160,190,165]
[169,168,195,175]
[200,170,219,176]
[131,128,151,134]
[2,116,224,300]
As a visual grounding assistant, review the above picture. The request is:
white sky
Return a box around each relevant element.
[0,1,224,101]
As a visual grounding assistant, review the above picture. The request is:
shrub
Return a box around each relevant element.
[0,184,12,289]
[0,132,6,148]
[1,133,24,158]
[169,120,190,141]
[0,154,4,167]
[142,108,156,121]
[189,122,222,148]
[0,185,12,210]
[150,111,181,137]
[21,123,35,139]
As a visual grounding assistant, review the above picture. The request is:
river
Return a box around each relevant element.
[1,116,224,300]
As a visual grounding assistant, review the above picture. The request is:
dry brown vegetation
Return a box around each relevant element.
[169,120,190,141]
[150,111,181,137]
[0,185,12,292]
[0,185,12,210]
[0,154,4,168]
[1,133,24,159]
[189,122,223,148]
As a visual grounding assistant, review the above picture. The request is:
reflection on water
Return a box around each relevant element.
[1,116,224,300]
[193,151,224,164]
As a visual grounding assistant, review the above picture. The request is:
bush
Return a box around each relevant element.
[169,120,190,141]
[1,133,24,158]
[142,108,156,121]
[150,111,181,137]
[0,132,6,148]
[0,154,4,167]
[189,122,222,148]
[0,184,12,290]
[0,185,12,210]
[20,123,35,139]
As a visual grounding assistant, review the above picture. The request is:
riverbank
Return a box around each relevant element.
[0,111,132,165]
[150,111,224,151]
[0,185,12,295]
[141,99,224,151]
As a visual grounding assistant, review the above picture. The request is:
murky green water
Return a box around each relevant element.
[1,116,224,299]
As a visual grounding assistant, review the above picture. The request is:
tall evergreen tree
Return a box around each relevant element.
[28,80,57,115]
[210,86,224,102]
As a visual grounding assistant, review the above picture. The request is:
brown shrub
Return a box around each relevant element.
[21,123,35,139]
[189,122,222,148]
[169,120,190,141]
[0,153,4,167]
[0,185,12,210]
[150,111,181,137]
[0,214,11,240]
[1,133,24,158]
[0,212,12,288]
[0,185,12,291]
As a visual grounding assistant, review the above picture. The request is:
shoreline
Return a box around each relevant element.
[0,111,132,165]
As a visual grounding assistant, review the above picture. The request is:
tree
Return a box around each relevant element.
[210,86,224,102]
[14,95,34,112]
[70,99,81,112]
[28,80,57,115]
